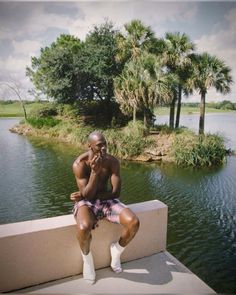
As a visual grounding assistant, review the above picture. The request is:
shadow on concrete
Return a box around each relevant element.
[96,252,190,286]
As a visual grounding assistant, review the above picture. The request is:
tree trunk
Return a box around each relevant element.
[133,107,136,123]
[106,84,113,125]
[169,95,176,128]
[199,91,206,134]
[143,109,147,129]
[175,85,182,128]
[21,101,27,120]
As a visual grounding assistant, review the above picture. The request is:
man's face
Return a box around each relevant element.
[90,136,107,158]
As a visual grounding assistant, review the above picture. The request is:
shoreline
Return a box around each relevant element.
[9,123,175,163]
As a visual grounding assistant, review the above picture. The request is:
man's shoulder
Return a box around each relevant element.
[107,154,120,166]
[73,152,89,168]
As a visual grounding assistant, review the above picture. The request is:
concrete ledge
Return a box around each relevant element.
[0,200,168,292]
[19,252,216,294]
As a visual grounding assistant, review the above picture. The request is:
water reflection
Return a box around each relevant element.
[0,117,236,293]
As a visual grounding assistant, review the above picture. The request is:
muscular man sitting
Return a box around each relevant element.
[71,131,140,284]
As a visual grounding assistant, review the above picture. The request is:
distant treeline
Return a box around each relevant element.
[183,100,236,110]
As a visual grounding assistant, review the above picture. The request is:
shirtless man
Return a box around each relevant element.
[71,131,140,284]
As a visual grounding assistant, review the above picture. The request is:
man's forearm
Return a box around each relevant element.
[82,172,99,200]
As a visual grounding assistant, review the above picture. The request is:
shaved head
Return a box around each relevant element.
[88,131,105,144]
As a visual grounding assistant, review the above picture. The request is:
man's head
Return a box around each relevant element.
[88,131,107,157]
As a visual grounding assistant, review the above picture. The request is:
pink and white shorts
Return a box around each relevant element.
[73,198,127,224]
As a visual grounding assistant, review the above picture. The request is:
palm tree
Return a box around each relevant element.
[114,61,140,122]
[161,32,195,128]
[116,19,157,63]
[114,53,173,127]
[188,53,233,134]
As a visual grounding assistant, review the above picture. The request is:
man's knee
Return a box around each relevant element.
[77,221,93,237]
[123,213,140,233]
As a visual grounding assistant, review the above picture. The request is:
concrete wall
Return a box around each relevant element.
[0,200,168,292]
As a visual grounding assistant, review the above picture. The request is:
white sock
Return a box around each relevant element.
[110,242,125,273]
[81,251,96,284]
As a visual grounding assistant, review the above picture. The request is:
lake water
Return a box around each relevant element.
[0,115,236,293]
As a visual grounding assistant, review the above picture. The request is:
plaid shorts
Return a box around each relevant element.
[73,198,127,224]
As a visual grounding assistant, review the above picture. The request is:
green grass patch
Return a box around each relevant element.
[27,117,61,128]
[0,101,47,117]
[172,130,226,167]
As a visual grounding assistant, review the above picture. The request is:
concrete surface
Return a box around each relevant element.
[14,251,215,294]
[0,200,167,292]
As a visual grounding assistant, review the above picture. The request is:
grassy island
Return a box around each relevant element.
[4,101,229,167]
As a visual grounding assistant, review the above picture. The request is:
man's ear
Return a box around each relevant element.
[88,143,91,149]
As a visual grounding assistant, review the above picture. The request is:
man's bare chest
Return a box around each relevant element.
[85,165,110,181]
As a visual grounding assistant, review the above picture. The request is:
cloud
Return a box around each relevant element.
[12,40,42,57]
[0,1,235,102]
[192,8,236,102]
[67,2,199,40]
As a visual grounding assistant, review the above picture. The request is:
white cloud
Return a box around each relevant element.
[0,55,28,74]
[189,8,236,102]
[12,40,42,57]
[68,2,198,40]
[0,2,235,102]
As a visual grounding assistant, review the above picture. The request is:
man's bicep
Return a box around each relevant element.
[75,176,88,194]
[111,174,121,193]
[73,161,88,193]
[110,160,121,195]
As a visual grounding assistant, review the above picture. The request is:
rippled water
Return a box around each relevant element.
[0,117,236,293]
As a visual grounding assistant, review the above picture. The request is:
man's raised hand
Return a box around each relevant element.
[90,155,102,173]
[70,191,83,202]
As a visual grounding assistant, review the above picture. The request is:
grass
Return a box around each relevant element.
[172,129,226,166]
[2,101,230,166]
[0,101,45,117]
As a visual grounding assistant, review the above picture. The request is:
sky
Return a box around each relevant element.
[0,1,236,102]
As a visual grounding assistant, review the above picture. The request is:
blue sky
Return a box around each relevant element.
[0,1,236,102]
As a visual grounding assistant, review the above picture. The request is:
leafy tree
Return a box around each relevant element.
[188,53,233,134]
[78,21,122,123]
[26,22,122,125]
[26,34,82,103]
[219,100,235,110]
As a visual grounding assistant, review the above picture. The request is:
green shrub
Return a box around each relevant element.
[27,117,61,128]
[56,103,79,119]
[150,124,173,134]
[104,127,153,158]
[172,131,226,166]
[123,120,148,137]
[29,104,58,118]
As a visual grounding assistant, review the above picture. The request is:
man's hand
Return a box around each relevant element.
[90,155,102,173]
[70,191,83,202]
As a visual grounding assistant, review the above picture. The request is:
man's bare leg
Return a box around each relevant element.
[110,208,140,273]
[76,206,97,284]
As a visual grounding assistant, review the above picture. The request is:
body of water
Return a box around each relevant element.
[155,112,236,149]
[0,115,236,293]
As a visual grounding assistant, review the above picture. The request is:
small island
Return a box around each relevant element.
[5,100,234,167]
